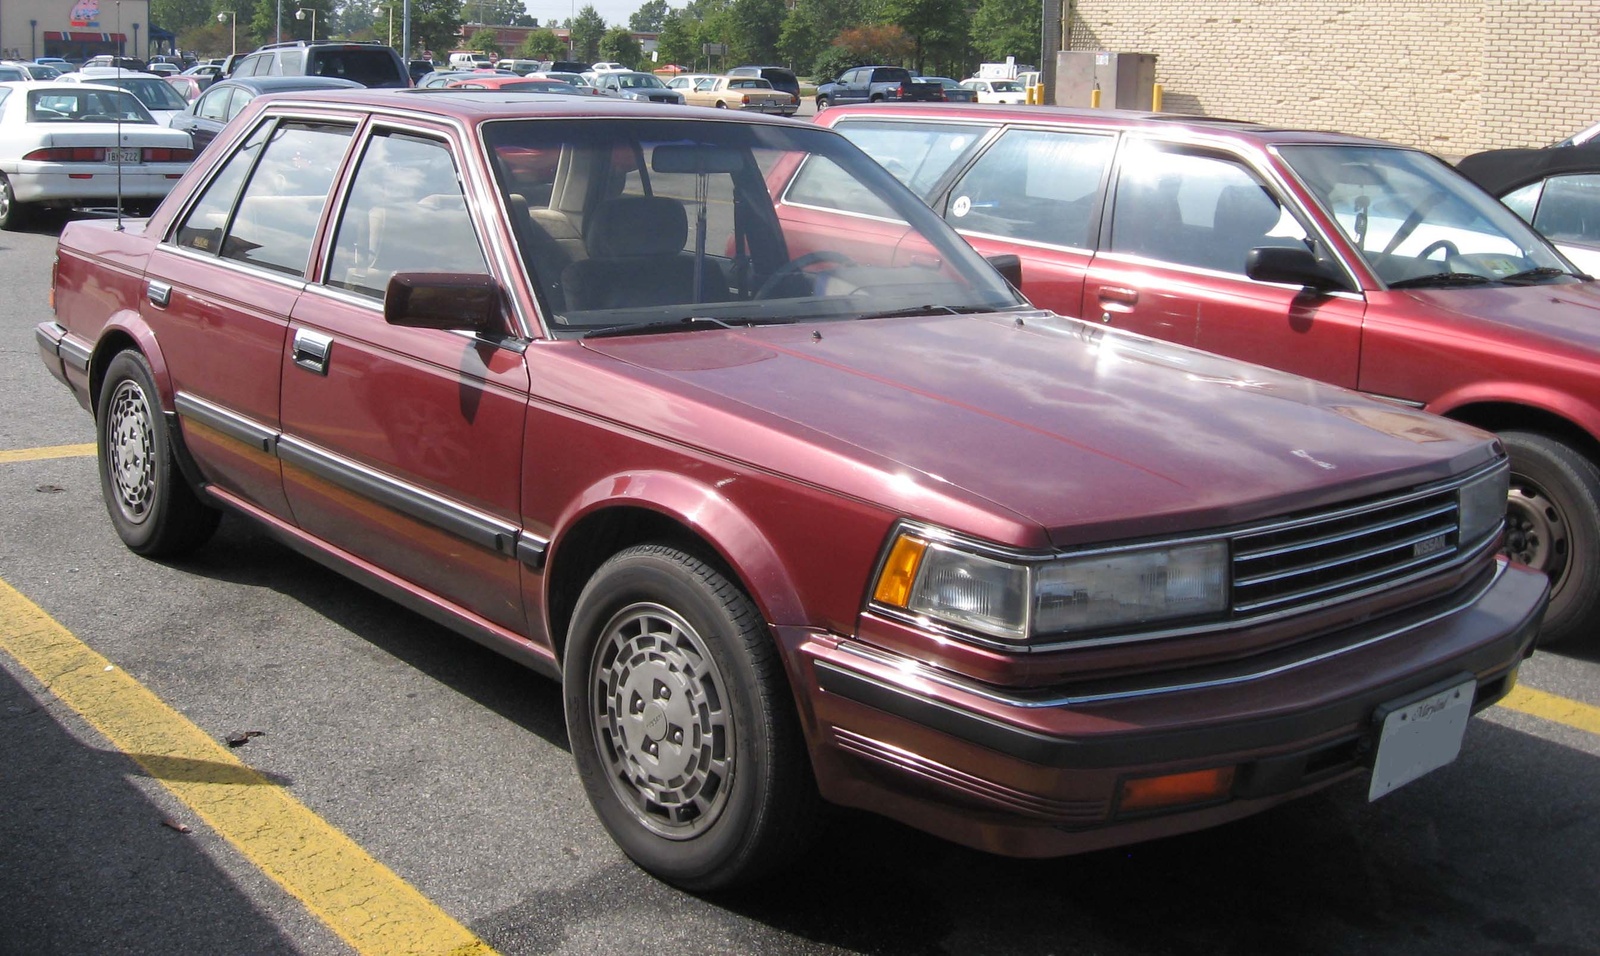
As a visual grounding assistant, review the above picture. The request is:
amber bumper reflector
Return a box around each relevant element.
[1119,766,1236,813]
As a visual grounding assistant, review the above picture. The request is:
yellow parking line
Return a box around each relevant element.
[0,578,497,956]
[0,443,96,464]
[1500,684,1600,736]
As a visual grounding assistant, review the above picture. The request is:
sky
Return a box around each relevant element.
[522,0,644,28]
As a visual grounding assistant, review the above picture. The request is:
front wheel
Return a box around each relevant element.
[564,544,819,890]
[1500,430,1600,645]
[96,350,221,556]
[815,95,830,110]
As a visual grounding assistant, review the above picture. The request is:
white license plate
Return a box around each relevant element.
[110,147,141,164]
[1368,677,1475,800]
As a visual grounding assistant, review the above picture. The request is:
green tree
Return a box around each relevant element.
[153,0,216,35]
[599,26,643,66]
[727,0,783,65]
[519,27,565,58]
[628,0,669,33]
[778,0,867,74]
[654,9,699,70]
[568,5,608,61]
[408,0,466,57]
[177,20,235,55]
[970,0,1037,65]
[286,0,332,42]
[878,0,965,73]
[809,44,861,82]
[459,0,529,26]
[468,26,501,55]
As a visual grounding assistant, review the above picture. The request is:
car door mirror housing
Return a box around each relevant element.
[1246,246,1352,292]
[384,272,507,333]
[986,253,1024,290]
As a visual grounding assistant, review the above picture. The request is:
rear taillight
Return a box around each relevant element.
[22,147,107,162]
[740,94,751,105]
[142,147,195,162]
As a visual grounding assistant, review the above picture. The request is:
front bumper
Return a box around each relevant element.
[784,557,1546,857]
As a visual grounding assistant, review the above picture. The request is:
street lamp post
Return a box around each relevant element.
[217,11,236,55]
[295,7,316,42]
[30,20,38,60]
[132,23,140,59]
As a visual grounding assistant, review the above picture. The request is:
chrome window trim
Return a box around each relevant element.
[160,242,313,293]
[845,558,1506,710]
[868,458,1508,653]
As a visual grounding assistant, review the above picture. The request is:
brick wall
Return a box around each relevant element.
[1064,0,1600,155]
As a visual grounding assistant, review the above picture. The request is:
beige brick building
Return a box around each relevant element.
[1064,0,1600,156]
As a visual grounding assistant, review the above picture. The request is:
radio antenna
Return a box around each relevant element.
[114,0,125,230]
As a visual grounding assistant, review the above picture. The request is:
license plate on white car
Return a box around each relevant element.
[1368,676,1476,800]
[110,147,141,164]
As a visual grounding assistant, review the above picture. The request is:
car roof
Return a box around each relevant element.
[1456,142,1600,196]
[233,87,808,126]
[824,102,1401,149]
[212,76,366,93]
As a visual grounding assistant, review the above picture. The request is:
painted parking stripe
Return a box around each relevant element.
[0,578,497,956]
[1500,684,1600,736]
[0,443,97,464]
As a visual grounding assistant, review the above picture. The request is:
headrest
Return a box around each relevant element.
[585,196,688,257]
[1213,183,1281,237]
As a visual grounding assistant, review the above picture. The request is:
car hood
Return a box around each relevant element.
[580,313,1497,548]
[1396,279,1600,353]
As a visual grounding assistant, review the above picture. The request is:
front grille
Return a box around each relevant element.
[1231,488,1461,616]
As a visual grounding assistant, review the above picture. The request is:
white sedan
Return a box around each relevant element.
[56,69,193,126]
[960,78,1028,104]
[0,82,195,230]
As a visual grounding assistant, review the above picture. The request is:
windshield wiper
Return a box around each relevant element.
[1500,266,1583,284]
[581,316,792,339]
[1386,272,1494,290]
[850,305,994,321]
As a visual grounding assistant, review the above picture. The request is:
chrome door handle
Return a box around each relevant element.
[146,279,172,308]
[292,328,333,376]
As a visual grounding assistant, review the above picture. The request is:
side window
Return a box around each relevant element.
[831,119,984,199]
[327,131,489,299]
[175,120,352,275]
[195,87,233,121]
[1531,174,1600,245]
[944,128,1112,249]
[1501,181,1542,223]
[784,154,900,220]
[1109,142,1308,274]
[174,122,271,253]
[224,90,254,120]
[233,55,261,77]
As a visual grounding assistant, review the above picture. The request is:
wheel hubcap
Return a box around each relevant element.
[0,180,12,221]
[591,602,734,839]
[106,379,156,524]
[1504,479,1569,591]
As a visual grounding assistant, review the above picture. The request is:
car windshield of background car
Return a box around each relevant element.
[105,77,191,111]
[481,118,1025,334]
[1281,144,1571,286]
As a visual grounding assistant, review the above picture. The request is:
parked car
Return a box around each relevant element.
[584,61,630,76]
[495,58,542,75]
[923,76,977,103]
[35,88,1546,890]
[960,78,1028,103]
[1551,121,1600,148]
[0,81,194,228]
[169,76,362,152]
[147,63,180,77]
[415,69,472,88]
[812,102,1600,644]
[665,73,718,91]
[679,75,792,113]
[1,60,63,80]
[164,74,208,102]
[33,57,73,70]
[589,71,684,104]
[408,59,435,84]
[229,40,410,88]
[443,76,583,94]
[84,55,148,71]
[1456,143,1600,276]
[815,66,942,109]
[532,72,601,95]
[726,65,801,114]
[58,71,193,125]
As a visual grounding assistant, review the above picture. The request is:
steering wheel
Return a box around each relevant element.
[755,250,856,299]
[1418,239,1459,261]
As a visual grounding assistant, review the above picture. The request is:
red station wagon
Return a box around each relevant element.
[37,90,1545,888]
[814,103,1600,647]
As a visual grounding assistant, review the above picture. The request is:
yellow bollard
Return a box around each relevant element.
[1090,86,1101,108]
[1152,83,1163,112]
[1026,84,1036,105]
[1034,83,1045,104]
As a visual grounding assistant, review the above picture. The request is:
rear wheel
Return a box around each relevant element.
[96,350,221,556]
[1500,430,1600,645]
[564,544,819,890]
[0,174,32,231]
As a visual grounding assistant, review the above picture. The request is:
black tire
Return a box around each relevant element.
[95,350,221,557]
[815,95,830,110]
[0,174,32,231]
[564,543,819,890]
[1500,430,1600,645]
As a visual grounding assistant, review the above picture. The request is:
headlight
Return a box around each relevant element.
[872,530,1228,644]
[1458,463,1509,546]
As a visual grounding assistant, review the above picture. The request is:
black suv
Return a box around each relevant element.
[230,40,410,88]
[727,65,800,114]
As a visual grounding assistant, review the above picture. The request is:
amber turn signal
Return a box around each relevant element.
[1118,766,1236,813]
[872,534,928,607]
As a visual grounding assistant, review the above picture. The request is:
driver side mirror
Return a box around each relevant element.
[384,273,508,334]
[1245,246,1353,293]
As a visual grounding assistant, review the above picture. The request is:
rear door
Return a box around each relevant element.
[1081,138,1366,385]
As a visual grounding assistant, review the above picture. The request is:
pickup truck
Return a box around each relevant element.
[814,65,943,109]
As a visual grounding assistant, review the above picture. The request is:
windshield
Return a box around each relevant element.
[482,118,1026,336]
[101,77,191,110]
[1281,144,1571,287]
[617,73,666,90]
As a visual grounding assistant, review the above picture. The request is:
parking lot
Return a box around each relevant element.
[3,212,1599,956]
